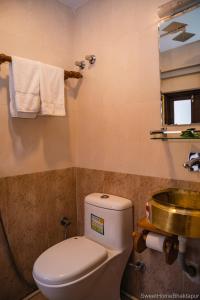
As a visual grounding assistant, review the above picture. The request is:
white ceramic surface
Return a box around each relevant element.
[33,193,133,300]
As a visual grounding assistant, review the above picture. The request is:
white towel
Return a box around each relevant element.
[40,63,65,116]
[9,56,40,118]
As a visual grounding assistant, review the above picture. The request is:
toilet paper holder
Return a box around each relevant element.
[133,217,179,265]
[133,230,179,265]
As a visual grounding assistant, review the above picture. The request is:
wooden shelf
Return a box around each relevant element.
[137,217,174,237]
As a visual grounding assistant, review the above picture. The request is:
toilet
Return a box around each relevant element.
[33,193,133,300]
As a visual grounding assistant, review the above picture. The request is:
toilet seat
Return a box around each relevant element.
[33,237,108,286]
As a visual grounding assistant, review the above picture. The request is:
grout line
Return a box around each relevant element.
[75,167,79,235]
[102,169,106,194]
[121,289,138,300]
[22,290,39,300]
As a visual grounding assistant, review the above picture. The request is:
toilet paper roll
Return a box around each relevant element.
[146,232,165,252]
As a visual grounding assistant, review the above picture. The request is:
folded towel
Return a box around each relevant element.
[40,63,65,116]
[9,56,40,118]
[9,66,37,118]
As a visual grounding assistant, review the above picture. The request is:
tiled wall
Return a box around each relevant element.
[76,168,200,298]
[0,168,76,300]
[0,167,199,300]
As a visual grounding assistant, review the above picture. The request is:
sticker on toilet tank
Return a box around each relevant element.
[91,214,104,235]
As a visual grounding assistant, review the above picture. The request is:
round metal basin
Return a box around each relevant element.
[148,188,200,238]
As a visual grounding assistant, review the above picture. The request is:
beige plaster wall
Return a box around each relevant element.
[0,0,77,177]
[1,0,200,183]
[73,0,200,182]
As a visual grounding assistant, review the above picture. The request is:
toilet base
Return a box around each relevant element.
[34,247,131,300]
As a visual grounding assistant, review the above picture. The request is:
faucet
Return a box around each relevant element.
[183,155,200,171]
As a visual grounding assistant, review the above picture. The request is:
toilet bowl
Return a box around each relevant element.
[33,193,133,300]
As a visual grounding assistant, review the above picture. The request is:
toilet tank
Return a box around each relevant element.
[84,193,133,251]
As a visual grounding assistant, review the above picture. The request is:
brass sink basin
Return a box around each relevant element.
[148,188,200,238]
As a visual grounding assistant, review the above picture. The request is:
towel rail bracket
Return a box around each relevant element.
[0,53,83,80]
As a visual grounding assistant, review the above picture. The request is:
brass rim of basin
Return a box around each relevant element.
[148,188,200,238]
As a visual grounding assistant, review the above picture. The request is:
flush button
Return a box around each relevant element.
[101,194,109,199]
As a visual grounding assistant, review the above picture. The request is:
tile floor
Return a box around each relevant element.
[29,292,46,300]
[30,291,131,300]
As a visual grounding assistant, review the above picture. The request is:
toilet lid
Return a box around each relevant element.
[33,237,108,285]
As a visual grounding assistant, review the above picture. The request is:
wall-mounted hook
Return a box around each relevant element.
[60,217,71,228]
[75,60,86,70]
[60,217,71,239]
[85,55,96,65]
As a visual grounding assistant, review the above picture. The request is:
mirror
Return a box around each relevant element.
[159,6,200,125]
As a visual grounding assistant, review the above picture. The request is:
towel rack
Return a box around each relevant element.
[0,53,83,80]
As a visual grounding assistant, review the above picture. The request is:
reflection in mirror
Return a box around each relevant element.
[159,6,200,125]
[174,100,191,125]
[163,89,200,125]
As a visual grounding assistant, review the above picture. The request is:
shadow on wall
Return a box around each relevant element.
[0,65,82,171]
[1,77,82,167]
[163,143,177,179]
[66,77,83,100]
[8,115,71,165]
[0,71,7,89]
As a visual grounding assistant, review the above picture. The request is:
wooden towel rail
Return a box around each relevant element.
[0,53,83,80]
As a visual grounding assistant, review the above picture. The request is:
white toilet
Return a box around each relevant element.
[33,193,133,300]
